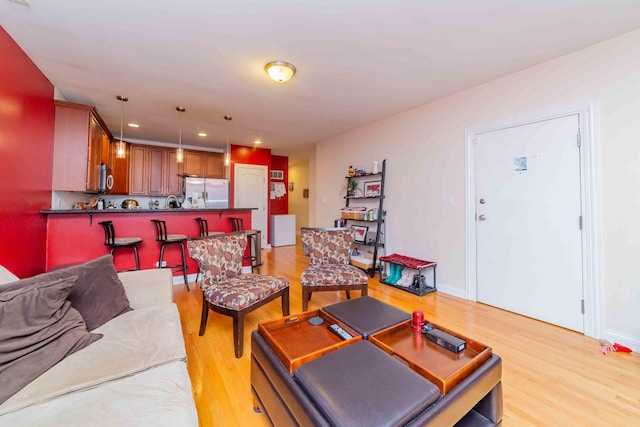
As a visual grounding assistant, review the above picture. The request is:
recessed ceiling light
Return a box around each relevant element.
[128,123,139,128]
[198,132,207,137]
[254,139,262,145]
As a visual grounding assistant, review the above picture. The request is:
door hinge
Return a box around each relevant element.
[579,215,583,230]
[576,130,582,148]
[581,299,585,314]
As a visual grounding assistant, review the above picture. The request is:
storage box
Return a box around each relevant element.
[351,252,377,270]
[341,211,366,220]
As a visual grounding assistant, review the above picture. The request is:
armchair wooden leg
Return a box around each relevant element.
[199,293,209,336]
[302,287,311,312]
[282,288,290,316]
[345,290,351,300]
[362,283,368,296]
[233,312,245,358]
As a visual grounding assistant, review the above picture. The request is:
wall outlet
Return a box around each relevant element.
[155,261,167,267]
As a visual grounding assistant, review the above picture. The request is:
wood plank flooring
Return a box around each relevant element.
[173,242,640,427]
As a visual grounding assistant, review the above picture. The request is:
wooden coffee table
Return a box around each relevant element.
[258,309,361,374]
[369,321,492,394]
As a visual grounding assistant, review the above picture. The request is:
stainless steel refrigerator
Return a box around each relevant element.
[184,177,229,208]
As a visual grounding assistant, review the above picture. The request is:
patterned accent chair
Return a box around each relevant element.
[300,228,369,311]
[187,233,289,358]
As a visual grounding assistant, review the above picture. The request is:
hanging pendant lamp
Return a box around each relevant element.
[115,96,128,159]
[224,115,232,166]
[176,106,185,163]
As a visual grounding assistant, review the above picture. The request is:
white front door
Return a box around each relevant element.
[475,114,584,332]
[234,164,268,248]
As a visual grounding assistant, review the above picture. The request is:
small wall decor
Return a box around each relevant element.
[289,182,294,191]
[303,188,309,198]
[363,181,381,197]
[351,225,368,243]
[271,170,284,180]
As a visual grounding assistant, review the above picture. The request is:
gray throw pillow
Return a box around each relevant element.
[1,255,131,331]
[0,276,103,405]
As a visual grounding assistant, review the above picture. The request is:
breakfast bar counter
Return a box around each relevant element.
[41,208,255,276]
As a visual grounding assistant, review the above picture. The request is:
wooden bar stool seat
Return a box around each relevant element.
[98,221,142,271]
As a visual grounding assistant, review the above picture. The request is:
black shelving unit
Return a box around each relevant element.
[343,159,386,278]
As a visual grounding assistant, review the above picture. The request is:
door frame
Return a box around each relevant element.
[233,163,269,248]
[464,100,603,338]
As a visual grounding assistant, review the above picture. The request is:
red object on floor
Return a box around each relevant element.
[613,343,633,353]
[379,254,435,269]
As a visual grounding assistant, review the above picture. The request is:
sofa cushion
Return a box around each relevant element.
[0,303,186,415]
[0,276,102,405]
[1,255,131,331]
[294,340,440,427]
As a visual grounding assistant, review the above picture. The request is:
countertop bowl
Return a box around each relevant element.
[121,199,139,210]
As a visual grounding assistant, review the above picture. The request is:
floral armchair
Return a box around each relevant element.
[187,233,289,358]
[300,228,368,311]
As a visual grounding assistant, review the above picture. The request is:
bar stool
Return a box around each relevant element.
[150,219,190,291]
[229,217,261,273]
[98,221,142,271]
[195,217,224,237]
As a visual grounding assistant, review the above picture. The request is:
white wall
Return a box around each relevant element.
[314,28,640,348]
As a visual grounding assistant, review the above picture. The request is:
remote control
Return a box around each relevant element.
[328,324,352,340]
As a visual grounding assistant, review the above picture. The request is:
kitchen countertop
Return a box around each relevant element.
[41,207,255,214]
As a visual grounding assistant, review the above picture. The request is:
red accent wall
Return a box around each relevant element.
[0,27,54,278]
[270,155,289,215]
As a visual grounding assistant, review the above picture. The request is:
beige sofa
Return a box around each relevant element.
[0,264,198,426]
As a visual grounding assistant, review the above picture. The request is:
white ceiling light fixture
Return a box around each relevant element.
[224,115,232,167]
[254,139,262,145]
[264,61,296,83]
[115,95,128,159]
[128,123,139,128]
[176,106,186,163]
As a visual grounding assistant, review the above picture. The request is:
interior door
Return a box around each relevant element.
[234,164,268,247]
[475,114,584,332]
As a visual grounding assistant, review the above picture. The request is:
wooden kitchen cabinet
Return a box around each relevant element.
[129,145,148,195]
[183,150,224,178]
[52,100,112,192]
[204,152,224,178]
[129,145,183,196]
[183,150,204,176]
[109,141,130,195]
[147,147,166,195]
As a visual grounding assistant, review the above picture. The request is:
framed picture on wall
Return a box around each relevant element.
[351,225,368,243]
[363,181,381,197]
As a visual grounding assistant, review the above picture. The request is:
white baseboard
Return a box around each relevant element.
[434,282,466,299]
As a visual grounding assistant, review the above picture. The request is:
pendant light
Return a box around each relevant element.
[224,115,232,166]
[115,96,128,159]
[176,106,185,163]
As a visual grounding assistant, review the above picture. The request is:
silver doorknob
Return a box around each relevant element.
[479,198,486,204]
[478,215,486,221]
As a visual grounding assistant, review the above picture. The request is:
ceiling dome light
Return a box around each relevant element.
[264,61,296,83]
[254,139,262,145]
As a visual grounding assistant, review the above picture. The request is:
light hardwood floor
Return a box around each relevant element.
[173,242,640,427]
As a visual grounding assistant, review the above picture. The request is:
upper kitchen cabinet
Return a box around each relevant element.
[110,140,130,195]
[52,100,112,192]
[183,149,224,178]
[129,144,183,196]
[204,152,224,178]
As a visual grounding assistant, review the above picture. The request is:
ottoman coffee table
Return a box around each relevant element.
[251,297,503,426]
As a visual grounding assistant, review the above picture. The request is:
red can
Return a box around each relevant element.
[412,310,424,332]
